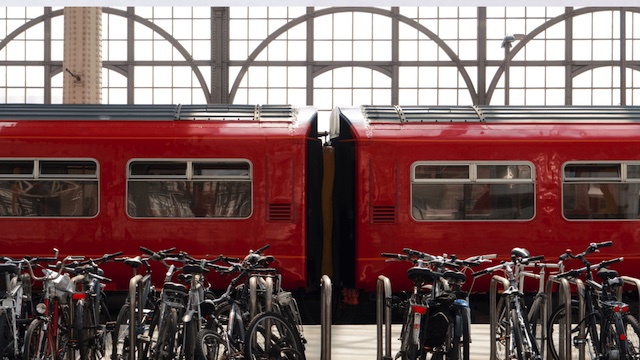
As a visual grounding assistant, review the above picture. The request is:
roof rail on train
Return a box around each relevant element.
[358,105,640,123]
[0,103,301,122]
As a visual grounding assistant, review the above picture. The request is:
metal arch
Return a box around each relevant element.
[0,8,63,52]
[0,7,212,104]
[571,63,640,77]
[103,8,211,103]
[486,6,640,104]
[228,7,477,105]
[312,64,393,79]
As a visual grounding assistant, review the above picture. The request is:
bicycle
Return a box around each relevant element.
[196,246,306,360]
[382,248,493,360]
[546,241,640,360]
[111,247,174,360]
[67,251,121,360]
[0,256,34,360]
[22,249,84,360]
[473,247,544,360]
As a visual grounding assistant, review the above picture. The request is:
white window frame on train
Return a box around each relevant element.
[126,158,253,219]
[562,161,640,221]
[0,158,99,218]
[410,161,535,221]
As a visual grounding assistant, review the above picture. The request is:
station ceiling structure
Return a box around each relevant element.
[0,6,639,132]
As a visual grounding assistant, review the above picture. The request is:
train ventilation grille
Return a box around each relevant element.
[372,206,396,223]
[268,203,292,222]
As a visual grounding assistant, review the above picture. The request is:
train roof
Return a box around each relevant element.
[0,104,319,138]
[0,104,314,122]
[331,105,640,140]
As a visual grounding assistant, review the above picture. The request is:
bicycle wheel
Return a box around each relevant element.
[195,329,227,360]
[153,308,178,360]
[623,313,640,359]
[547,303,597,360]
[23,318,49,360]
[493,297,508,360]
[112,303,130,360]
[0,312,16,360]
[397,305,420,360]
[526,293,546,355]
[75,300,86,360]
[447,309,470,360]
[244,311,305,360]
[183,319,197,360]
[511,308,541,360]
[600,314,628,360]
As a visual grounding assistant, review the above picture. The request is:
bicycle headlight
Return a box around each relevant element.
[35,303,47,315]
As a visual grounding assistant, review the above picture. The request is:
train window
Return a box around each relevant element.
[411,162,534,221]
[130,161,187,178]
[563,162,640,220]
[127,159,252,218]
[0,160,34,177]
[0,159,98,217]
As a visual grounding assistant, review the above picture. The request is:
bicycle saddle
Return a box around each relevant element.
[407,267,439,284]
[597,268,619,280]
[511,247,530,258]
[0,263,18,274]
[442,270,466,283]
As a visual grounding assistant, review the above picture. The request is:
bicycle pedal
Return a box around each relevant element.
[573,336,587,346]
[137,335,150,343]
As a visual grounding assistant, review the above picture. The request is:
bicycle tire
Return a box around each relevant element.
[244,311,305,360]
[526,293,546,355]
[183,319,197,360]
[600,313,628,360]
[547,303,597,360]
[0,312,16,360]
[398,305,420,360]
[511,309,525,360]
[448,309,470,360]
[194,329,227,360]
[111,303,130,360]
[23,318,49,360]
[494,297,508,360]
[153,308,178,360]
[75,300,86,360]
[624,313,640,359]
[145,302,162,358]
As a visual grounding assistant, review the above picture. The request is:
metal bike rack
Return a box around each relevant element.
[489,275,510,360]
[128,274,144,360]
[249,275,274,320]
[545,275,573,360]
[573,279,587,360]
[376,275,393,360]
[320,275,332,360]
[618,275,640,320]
[265,276,273,312]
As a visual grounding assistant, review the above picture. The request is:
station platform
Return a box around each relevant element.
[302,324,491,359]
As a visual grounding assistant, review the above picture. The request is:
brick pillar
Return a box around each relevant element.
[63,7,102,104]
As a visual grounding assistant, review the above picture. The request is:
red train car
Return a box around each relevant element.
[0,104,323,291]
[329,105,640,292]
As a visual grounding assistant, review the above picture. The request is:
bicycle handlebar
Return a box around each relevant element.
[555,257,623,279]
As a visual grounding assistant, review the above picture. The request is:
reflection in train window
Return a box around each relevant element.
[0,159,98,217]
[411,162,535,221]
[127,159,252,218]
[563,162,640,220]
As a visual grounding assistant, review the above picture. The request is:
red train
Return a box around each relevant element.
[330,105,640,292]
[0,104,323,291]
[1,104,639,295]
